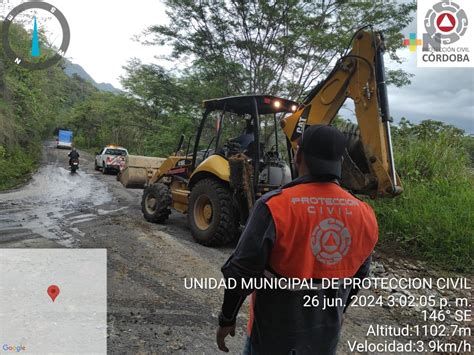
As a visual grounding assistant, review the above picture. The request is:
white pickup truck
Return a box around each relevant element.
[94,145,128,174]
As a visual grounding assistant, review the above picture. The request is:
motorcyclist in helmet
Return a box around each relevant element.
[68,147,80,166]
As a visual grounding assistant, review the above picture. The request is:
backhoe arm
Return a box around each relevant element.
[281,29,402,197]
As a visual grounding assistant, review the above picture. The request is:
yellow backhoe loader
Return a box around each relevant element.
[141,27,402,246]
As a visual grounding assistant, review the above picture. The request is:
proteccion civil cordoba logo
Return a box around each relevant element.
[424,0,468,46]
[417,0,473,67]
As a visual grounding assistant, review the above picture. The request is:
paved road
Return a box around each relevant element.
[1,143,467,354]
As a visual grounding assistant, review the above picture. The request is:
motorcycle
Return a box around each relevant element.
[70,158,79,174]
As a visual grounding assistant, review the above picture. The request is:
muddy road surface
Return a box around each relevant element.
[0,143,469,354]
[0,143,240,353]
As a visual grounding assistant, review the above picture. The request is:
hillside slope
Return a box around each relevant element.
[0,21,97,189]
[63,60,121,93]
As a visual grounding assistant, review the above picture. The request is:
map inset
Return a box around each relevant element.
[0,249,107,354]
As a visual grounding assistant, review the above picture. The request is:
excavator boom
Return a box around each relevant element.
[281,29,403,197]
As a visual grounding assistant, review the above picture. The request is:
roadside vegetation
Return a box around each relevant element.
[370,120,473,272]
[0,22,97,189]
[0,145,35,190]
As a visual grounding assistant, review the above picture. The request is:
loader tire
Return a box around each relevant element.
[188,178,239,247]
[141,183,172,223]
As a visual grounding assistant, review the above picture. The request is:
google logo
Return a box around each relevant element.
[2,344,26,352]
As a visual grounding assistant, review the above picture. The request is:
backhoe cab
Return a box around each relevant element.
[142,95,298,246]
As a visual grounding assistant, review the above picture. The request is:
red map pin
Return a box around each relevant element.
[47,285,60,302]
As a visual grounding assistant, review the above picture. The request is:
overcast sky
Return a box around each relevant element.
[1,0,472,133]
[388,18,473,133]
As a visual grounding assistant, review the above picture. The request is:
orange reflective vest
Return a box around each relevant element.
[247,181,378,336]
[266,182,378,279]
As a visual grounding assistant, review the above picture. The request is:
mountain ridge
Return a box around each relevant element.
[63,60,121,93]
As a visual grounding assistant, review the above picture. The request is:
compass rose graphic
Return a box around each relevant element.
[2,1,70,70]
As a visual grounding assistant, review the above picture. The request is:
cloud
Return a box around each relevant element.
[386,14,473,134]
[341,50,474,134]
[387,52,474,133]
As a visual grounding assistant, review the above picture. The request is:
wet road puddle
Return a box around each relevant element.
[0,162,122,247]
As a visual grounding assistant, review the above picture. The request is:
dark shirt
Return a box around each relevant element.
[68,151,80,160]
[220,175,375,355]
[231,133,254,150]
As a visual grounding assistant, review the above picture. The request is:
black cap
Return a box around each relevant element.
[300,125,347,178]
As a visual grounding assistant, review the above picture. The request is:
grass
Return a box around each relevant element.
[371,179,473,272]
[0,144,39,191]
[370,120,473,273]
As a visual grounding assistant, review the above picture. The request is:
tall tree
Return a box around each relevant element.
[144,0,416,100]
[121,59,183,121]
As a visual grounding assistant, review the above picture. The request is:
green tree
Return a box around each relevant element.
[121,59,184,120]
[144,0,416,99]
[66,92,144,150]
